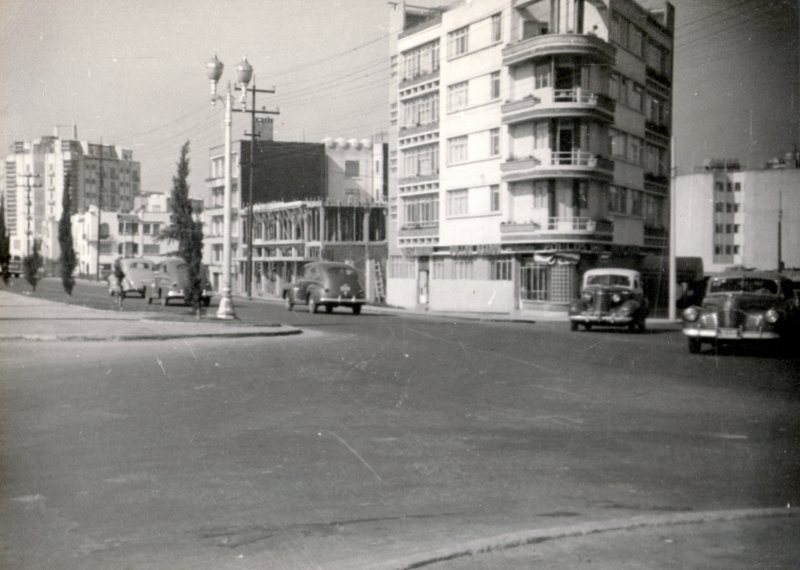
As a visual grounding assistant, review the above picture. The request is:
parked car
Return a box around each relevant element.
[682,270,799,353]
[283,261,365,315]
[107,257,153,298]
[7,255,22,278]
[147,257,213,306]
[568,268,649,332]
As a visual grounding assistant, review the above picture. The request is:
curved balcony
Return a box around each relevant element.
[500,217,613,243]
[501,150,614,182]
[502,88,615,125]
[503,33,616,67]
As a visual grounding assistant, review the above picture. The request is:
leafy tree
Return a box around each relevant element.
[23,239,43,292]
[58,174,77,295]
[160,141,205,315]
[0,202,9,284]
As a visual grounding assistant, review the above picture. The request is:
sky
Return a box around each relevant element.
[1,0,798,198]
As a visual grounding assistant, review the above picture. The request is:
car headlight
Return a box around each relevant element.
[765,309,780,324]
[683,307,699,322]
[611,293,622,304]
[581,292,593,303]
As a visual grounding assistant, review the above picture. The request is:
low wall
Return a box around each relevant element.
[430,279,515,313]
[386,278,417,308]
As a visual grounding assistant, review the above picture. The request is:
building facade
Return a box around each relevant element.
[675,158,800,275]
[387,0,674,313]
[203,137,389,300]
[3,128,141,267]
[70,193,181,278]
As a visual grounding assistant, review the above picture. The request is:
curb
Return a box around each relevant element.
[0,326,303,342]
[379,507,798,570]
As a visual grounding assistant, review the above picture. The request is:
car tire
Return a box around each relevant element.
[203,297,211,307]
[570,321,578,331]
[325,305,334,314]
[688,338,702,354]
[308,296,318,314]
[584,323,592,331]
[352,304,362,316]
[284,293,294,311]
[637,318,646,333]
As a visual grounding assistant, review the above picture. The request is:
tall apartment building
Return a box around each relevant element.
[3,128,141,265]
[675,157,800,275]
[203,137,388,298]
[387,0,674,313]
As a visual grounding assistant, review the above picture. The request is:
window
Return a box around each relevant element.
[490,71,501,100]
[402,195,439,226]
[447,189,468,216]
[610,129,626,158]
[726,182,733,192]
[491,13,502,42]
[491,258,512,280]
[490,129,500,157]
[534,62,551,89]
[345,160,360,177]
[453,259,473,279]
[448,136,468,164]
[448,26,469,57]
[715,202,723,213]
[630,84,643,111]
[734,182,741,191]
[448,81,468,112]
[490,185,500,211]
[715,181,724,193]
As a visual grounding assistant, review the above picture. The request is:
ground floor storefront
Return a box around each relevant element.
[386,248,684,315]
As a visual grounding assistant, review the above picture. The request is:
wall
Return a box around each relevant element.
[386,277,418,308]
[429,278,515,312]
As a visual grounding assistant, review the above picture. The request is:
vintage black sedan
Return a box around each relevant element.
[569,268,649,332]
[283,261,366,315]
[682,270,798,353]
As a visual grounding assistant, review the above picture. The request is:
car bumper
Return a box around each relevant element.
[166,289,213,299]
[570,314,634,325]
[682,328,781,340]
[318,295,365,305]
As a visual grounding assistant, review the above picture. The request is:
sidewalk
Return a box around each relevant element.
[0,289,301,341]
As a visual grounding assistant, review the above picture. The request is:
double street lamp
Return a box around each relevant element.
[205,54,253,319]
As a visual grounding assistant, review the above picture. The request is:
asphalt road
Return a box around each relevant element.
[1,279,799,569]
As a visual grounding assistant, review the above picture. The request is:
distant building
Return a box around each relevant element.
[675,158,800,274]
[387,0,675,313]
[203,136,389,300]
[3,127,141,266]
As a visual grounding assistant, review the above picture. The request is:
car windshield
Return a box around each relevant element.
[709,277,778,295]
[586,274,631,287]
[127,261,150,270]
[327,266,357,278]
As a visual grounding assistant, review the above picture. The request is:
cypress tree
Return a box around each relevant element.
[0,202,9,284]
[59,173,77,294]
[161,141,205,315]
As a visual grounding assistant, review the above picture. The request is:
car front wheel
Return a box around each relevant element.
[352,304,362,315]
[570,321,578,331]
[688,338,702,354]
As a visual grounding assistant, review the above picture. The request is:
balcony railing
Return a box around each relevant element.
[502,150,614,176]
[502,88,615,124]
[500,217,613,241]
[503,33,616,67]
[399,221,439,238]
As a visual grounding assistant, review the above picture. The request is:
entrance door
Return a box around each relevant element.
[418,258,430,305]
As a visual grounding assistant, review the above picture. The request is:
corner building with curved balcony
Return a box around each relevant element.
[387,0,674,314]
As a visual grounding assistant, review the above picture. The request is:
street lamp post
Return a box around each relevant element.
[206,54,253,319]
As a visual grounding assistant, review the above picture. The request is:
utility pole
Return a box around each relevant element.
[20,169,42,256]
[95,143,104,281]
[235,75,279,299]
[778,190,783,272]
